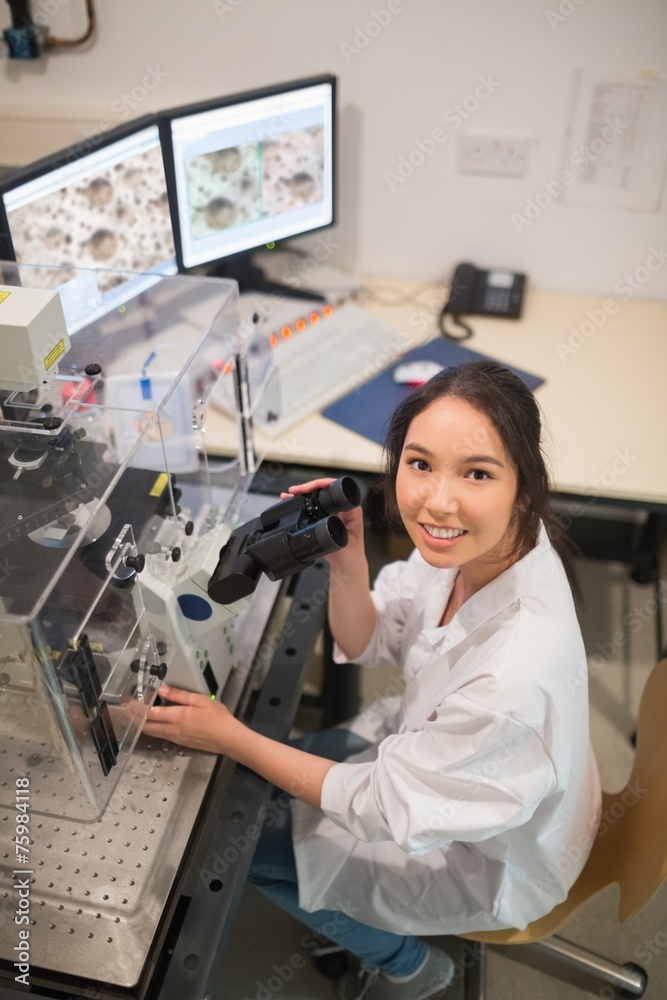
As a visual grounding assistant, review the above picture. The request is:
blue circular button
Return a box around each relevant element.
[177,594,213,621]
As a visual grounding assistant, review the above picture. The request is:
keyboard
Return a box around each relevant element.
[214,302,408,438]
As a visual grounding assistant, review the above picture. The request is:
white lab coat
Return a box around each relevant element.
[291,525,601,935]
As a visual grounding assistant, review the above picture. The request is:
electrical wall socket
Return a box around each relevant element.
[458,134,530,177]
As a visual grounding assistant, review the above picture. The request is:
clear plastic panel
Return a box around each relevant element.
[0,262,252,820]
[209,306,283,434]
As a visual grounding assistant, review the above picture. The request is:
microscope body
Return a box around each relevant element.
[137,515,251,698]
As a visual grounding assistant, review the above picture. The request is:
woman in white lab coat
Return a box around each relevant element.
[145,360,601,1000]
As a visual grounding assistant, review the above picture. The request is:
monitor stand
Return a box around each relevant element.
[208,252,325,303]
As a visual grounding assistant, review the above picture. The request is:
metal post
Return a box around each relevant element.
[532,936,647,995]
[463,941,487,1000]
[232,351,256,476]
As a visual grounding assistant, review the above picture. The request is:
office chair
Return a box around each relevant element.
[458,656,667,999]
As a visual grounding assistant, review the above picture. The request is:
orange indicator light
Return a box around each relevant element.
[295,319,307,332]
[281,326,292,339]
[309,312,320,324]
[269,334,278,347]
[322,304,334,318]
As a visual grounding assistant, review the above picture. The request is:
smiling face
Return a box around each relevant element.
[395,396,522,590]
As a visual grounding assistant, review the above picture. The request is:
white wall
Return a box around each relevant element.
[1,0,665,299]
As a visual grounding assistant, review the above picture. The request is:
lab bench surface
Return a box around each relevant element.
[0,561,330,1000]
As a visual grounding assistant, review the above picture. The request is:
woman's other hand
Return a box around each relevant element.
[143,685,238,754]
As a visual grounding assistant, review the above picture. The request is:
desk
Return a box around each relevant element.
[205,280,667,510]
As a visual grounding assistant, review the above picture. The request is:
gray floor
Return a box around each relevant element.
[217,556,667,999]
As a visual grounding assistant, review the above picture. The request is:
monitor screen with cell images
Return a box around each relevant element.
[161,75,336,287]
[0,116,178,331]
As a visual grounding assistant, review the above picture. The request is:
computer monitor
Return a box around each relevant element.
[161,75,336,297]
[0,116,178,331]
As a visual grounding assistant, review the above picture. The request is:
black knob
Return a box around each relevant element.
[130,659,141,673]
[126,554,145,573]
[184,521,194,536]
[42,416,63,431]
[150,663,168,680]
[85,363,102,376]
[171,547,181,563]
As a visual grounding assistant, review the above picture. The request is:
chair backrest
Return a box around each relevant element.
[596,656,667,922]
[462,657,667,945]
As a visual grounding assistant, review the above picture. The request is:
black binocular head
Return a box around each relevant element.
[208,476,361,606]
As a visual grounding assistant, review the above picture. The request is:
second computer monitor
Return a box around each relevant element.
[0,117,178,329]
[163,75,336,277]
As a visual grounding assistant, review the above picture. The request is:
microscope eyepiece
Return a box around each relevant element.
[288,515,348,566]
[316,475,361,515]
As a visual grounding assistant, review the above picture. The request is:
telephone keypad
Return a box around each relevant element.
[483,288,512,314]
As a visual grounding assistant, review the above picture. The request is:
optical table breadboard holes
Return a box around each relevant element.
[0,571,281,989]
[0,741,216,987]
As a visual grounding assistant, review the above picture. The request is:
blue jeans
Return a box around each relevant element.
[247,728,428,977]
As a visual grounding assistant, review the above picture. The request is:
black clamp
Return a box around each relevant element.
[61,633,102,718]
[89,701,119,777]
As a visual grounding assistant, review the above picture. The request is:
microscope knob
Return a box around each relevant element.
[184,521,194,536]
[150,663,168,681]
[171,547,181,562]
[126,554,145,573]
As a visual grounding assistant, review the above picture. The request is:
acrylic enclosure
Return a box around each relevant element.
[0,263,258,822]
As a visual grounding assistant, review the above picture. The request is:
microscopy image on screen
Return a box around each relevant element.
[261,125,324,217]
[10,145,175,292]
[185,142,261,239]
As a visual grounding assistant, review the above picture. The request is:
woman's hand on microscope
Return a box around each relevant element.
[280,477,366,572]
[144,684,334,807]
[143,684,240,754]
[283,478,375,662]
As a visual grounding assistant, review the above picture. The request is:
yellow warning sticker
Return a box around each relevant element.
[44,339,66,370]
[149,472,169,497]
[0,291,10,305]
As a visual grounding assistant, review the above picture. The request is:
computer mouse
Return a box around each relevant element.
[392,361,443,386]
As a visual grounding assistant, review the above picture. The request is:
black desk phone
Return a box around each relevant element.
[439,262,526,341]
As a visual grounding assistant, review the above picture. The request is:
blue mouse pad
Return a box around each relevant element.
[321,339,545,445]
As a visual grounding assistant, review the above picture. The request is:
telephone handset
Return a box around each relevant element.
[439,262,526,342]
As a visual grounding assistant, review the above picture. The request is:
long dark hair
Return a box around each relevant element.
[382,359,578,591]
